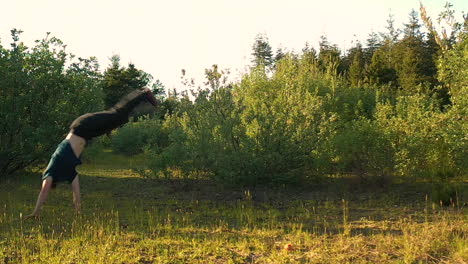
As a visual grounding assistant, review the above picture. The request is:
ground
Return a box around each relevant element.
[0,150,467,264]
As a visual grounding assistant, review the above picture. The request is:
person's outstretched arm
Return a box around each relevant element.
[24,177,53,220]
[71,176,81,214]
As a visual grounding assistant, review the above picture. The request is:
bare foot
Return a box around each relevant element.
[143,87,158,107]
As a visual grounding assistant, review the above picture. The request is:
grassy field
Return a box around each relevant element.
[1,150,467,264]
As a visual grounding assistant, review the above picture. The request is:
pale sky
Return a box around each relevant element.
[1,0,466,92]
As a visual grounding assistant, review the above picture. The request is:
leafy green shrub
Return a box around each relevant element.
[111,117,167,156]
[145,115,192,179]
[235,60,324,184]
[327,118,394,183]
[431,181,458,206]
[149,56,330,185]
[0,30,103,177]
[144,44,466,188]
[437,36,468,102]
[375,94,466,183]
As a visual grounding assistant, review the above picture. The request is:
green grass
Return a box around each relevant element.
[1,150,467,263]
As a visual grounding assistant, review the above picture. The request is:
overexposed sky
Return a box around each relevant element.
[1,0,466,92]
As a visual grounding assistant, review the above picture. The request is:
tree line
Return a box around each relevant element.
[251,5,465,104]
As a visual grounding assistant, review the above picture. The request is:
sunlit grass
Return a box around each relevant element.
[1,151,466,263]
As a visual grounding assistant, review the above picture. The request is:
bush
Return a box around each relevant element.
[431,182,457,205]
[0,30,103,177]
[111,117,167,156]
[145,115,192,179]
[143,48,466,188]
[328,118,394,183]
[149,56,331,185]
[375,94,465,182]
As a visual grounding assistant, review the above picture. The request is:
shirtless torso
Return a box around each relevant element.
[65,133,86,158]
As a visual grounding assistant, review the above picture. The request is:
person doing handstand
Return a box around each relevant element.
[24,87,158,220]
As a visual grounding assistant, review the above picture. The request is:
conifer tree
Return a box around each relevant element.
[251,33,274,68]
[318,35,341,75]
[348,44,365,87]
[274,47,286,63]
[102,54,153,108]
[403,9,423,39]
[383,13,400,43]
[365,48,397,86]
[393,9,436,91]
[364,32,382,65]
[364,13,400,87]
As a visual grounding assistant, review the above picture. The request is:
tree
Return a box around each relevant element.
[364,31,382,65]
[365,47,397,86]
[0,30,103,177]
[403,9,423,39]
[251,33,274,68]
[301,42,317,65]
[438,33,468,102]
[102,54,153,109]
[204,64,229,91]
[383,13,400,43]
[424,31,441,78]
[318,35,342,76]
[420,2,464,52]
[392,9,436,91]
[274,47,286,64]
[347,44,365,87]
[419,2,467,104]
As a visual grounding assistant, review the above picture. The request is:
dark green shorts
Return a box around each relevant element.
[42,140,82,184]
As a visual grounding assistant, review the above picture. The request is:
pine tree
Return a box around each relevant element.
[251,33,274,68]
[383,13,400,43]
[102,54,152,108]
[364,31,382,65]
[424,31,440,80]
[318,35,341,75]
[274,47,286,64]
[348,44,365,87]
[365,48,397,86]
[301,42,317,64]
[392,9,436,91]
[403,9,423,39]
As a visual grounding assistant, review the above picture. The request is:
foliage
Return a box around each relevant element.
[365,46,397,86]
[111,117,167,156]
[251,33,274,69]
[148,53,389,185]
[142,14,467,186]
[375,94,466,184]
[0,30,103,177]
[327,118,394,182]
[236,58,323,184]
[151,86,247,183]
[437,36,468,101]
[347,44,365,87]
[102,54,163,109]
